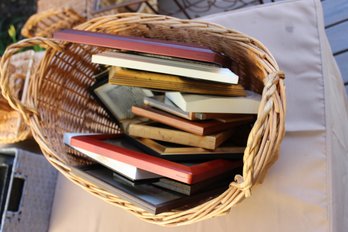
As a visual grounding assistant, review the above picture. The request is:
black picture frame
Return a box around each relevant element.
[89,72,153,129]
[71,164,227,214]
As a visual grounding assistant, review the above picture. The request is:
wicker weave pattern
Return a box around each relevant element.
[37,0,157,19]
[88,0,158,18]
[0,51,44,143]
[38,0,87,17]
[0,110,30,143]
[0,13,285,226]
[21,8,86,38]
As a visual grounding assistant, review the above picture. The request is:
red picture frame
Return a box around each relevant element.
[69,134,240,184]
[53,29,230,67]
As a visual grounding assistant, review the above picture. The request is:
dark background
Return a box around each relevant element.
[0,0,37,55]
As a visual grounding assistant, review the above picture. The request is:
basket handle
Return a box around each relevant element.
[0,37,63,123]
[231,70,286,197]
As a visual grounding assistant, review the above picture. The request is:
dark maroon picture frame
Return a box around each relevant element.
[53,29,230,67]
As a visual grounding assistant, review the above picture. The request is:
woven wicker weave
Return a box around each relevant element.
[0,13,286,226]
[37,0,157,18]
[38,0,88,18]
[21,8,85,38]
[0,50,44,143]
[88,0,158,18]
[22,2,156,38]
[0,60,25,144]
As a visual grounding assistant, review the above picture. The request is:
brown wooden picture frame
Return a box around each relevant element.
[132,105,254,135]
[131,137,245,158]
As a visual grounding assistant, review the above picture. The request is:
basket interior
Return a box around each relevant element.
[32,17,271,166]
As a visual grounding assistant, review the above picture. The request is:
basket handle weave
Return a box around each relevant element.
[0,37,62,123]
[231,70,286,197]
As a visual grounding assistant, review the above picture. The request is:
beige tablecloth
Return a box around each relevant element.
[48,0,348,231]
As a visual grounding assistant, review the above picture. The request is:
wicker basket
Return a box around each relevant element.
[37,0,157,19]
[37,0,88,18]
[21,8,86,38]
[0,50,44,143]
[88,0,158,18]
[21,2,157,38]
[0,13,286,226]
